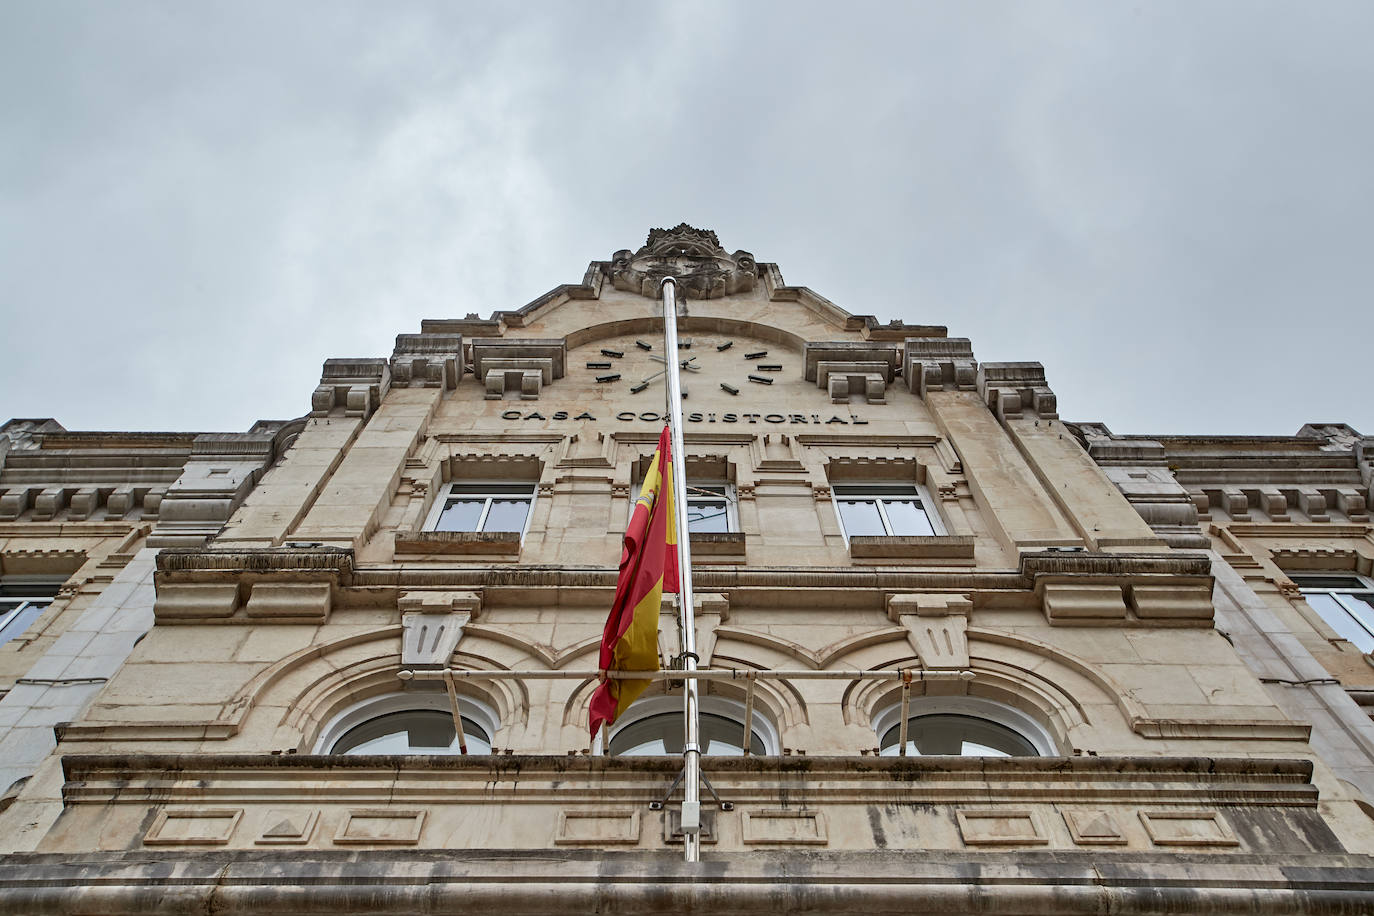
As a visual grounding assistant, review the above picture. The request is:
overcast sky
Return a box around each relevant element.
[2,2,1370,437]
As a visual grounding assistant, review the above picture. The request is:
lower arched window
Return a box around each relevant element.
[316,689,497,755]
[606,696,776,756]
[873,696,1055,757]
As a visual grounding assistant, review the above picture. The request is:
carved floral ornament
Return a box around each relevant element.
[610,224,757,300]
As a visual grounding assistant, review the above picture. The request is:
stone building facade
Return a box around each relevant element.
[1,225,1372,912]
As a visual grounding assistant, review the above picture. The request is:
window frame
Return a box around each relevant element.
[422,479,538,538]
[1290,573,1374,653]
[627,478,740,535]
[314,689,500,756]
[0,578,62,647]
[683,481,739,535]
[831,481,945,543]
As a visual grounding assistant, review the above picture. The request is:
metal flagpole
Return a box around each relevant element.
[659,276,702,863]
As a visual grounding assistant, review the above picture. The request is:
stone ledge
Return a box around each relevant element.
[688,531,746,557]
[2,848,1372,915]
[848,535,974,560]
[394,530,523,556]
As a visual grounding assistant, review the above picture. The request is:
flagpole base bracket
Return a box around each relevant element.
[648,766,733,811]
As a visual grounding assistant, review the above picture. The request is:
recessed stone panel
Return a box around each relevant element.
[741,810,828,846]
[143,808,242,846]
[956,809,1048,846]
[1139,810,1239,847]
[555,810,641,845]
[333,809,426,846]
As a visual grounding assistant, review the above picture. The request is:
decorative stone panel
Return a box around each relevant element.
[311,358,391,419]
[977,362,1058,420]
[1139,810,1239,847]
[609,224,757,299]
[905,338,978,397]
[390,333,462,390]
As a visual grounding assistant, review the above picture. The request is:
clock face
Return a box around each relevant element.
[577,332,792,406]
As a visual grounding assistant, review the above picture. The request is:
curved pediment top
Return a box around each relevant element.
[610,223,757,300]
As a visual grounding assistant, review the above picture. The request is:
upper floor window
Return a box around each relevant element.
[1291,574,1374,652]
[685,483,737,534]
[426,481,536,535]
[0,579,61,647]
[833,483,942,540]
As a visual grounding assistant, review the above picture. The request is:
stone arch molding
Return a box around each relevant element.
[216,626,556,752]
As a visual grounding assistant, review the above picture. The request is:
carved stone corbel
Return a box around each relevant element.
[976,362,1058,421]
[390,333,462,390]
[399,591,482,668]
[311,358,391,419]
[905,338,978,398]
[886,593,971,668]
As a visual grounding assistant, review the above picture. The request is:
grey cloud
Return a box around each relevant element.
[1,1,1369,434]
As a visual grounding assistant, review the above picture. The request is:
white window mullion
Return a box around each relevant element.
[474,497,494,533]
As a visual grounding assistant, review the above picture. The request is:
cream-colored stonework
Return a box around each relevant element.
[2,225,1373,913]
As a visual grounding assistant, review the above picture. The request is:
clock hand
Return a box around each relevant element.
[648,354,701,371]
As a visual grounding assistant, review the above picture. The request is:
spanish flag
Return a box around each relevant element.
[589,427,680,740]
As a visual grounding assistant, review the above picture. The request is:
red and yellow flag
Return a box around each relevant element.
[589,427,680,740]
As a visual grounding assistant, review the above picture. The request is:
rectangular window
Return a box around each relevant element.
[426,482,536,535]
[1291,574,1374,653]
[833,483,942,541]
[0,580,61,647]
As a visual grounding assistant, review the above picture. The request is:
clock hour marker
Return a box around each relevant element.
[678,339,692,349]
[600,348,624,358]
[595,373,621,383]
[720,383,739,395]
[586,361,612,369]
[635,340,653,351]
[630,382,649,393]
[756,364,782,371]
[748,374,773,385]
[716,341,733,351]
[745,350,767,359]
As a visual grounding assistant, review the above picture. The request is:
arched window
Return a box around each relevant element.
[315,689,498,756]
[873,696,1055,757]
[606,696,777,757]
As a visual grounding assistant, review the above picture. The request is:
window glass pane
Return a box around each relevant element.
[880,499,935,536]
[880,714,1038,757]
[0,601,49,646]
[837,499,886,537]
[687,499,730,533]
[435,498,486,532]
[1303,593,1374,652]
[333,710,491,755]
[482,497,531,533]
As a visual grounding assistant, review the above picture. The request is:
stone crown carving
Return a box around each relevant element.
[610,224,757,300]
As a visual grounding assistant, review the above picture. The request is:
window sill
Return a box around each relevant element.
[395,530,522,556]
[847,535,974,560]
[689,531,747,557]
